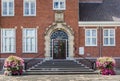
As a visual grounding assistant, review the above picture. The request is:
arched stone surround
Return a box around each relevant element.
[44,22,74,60]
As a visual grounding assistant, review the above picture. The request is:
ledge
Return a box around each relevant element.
[78,21,120,27]
[79,0,103,3]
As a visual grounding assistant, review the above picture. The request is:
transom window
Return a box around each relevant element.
[23,28,37,53]
[24,0,36,16]
[1,0,14,16]
[51,30,68,39]
[85,29,97,46]
[1,29,16,53]
[53,0,66,10]
[103,29,115,46]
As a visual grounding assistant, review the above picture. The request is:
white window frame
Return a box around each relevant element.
[85,29,97,46]
[103,29,115,46]
[23,0,36,16]
[1,28,16,53]
[53,0,66,10]
[1,0,14,16]
[22,28,37,53]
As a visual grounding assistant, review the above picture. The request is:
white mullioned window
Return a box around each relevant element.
[23,28,37,53]
[24,0,36,16]
[85,29,97,46]
[1,0,14,16]
[103,29,115,46]
[53,0,66,10]
[1,29,16,53]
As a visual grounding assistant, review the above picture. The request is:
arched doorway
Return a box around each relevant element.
[50,30,68,59]
[44,23,74,60]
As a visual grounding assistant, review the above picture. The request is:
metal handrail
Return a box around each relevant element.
[24,55,41,70]
[78,55,96,70]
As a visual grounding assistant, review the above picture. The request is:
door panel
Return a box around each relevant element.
[53,40,66,59]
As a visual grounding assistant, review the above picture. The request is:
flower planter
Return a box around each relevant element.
[96,57,116,75]
[101,68,115,75]
[4,55,24,76]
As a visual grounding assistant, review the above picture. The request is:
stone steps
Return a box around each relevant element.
[25,60,98,75]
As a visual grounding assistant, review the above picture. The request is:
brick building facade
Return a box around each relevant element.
[0,0,120,70]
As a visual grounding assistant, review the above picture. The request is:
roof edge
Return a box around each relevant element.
[78,21,120,27]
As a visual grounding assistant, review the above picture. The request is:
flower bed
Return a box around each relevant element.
[4,55,24,76]
[96,57,116,75]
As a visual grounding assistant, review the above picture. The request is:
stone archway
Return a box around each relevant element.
[44,23,74,60]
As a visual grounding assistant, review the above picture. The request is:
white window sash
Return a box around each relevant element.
[53,0,66,10]
[2,0,14,16]
[1,29,16,53]
[24,0,36,16]
[85,29,97,46]
[103,29,115,46]
[23,28,37,53]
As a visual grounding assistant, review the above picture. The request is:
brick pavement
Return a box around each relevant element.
[0,75,120,81]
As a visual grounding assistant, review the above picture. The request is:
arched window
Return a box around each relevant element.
[50,30,68,39]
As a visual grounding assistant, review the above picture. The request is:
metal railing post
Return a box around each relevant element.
[24,62,27,71]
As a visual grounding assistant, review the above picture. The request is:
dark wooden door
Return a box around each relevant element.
[53,40,66,59]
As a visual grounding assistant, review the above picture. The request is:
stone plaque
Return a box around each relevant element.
[79,47,84,55]
[55,11,64,22]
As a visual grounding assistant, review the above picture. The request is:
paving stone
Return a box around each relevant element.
[0,75,120,81]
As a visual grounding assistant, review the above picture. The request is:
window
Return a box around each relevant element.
[24,0,36,16]
[1,0,14,16]
[23,28,37,53]
[53,0,66,10]
[103,29,115,46]
[85,29,97,46]
[1,29,16,53]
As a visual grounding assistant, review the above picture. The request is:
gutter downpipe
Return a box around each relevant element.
[99,26,102,57]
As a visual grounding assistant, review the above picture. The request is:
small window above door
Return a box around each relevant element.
[53,0,66,10]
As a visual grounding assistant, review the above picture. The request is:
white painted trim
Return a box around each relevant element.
[23,0,36,16]
[79,0,103,3]
[22,28,38,53]
[103,29,116,46]
[1,28,16,53]
[85,29,97,46]
[53,0,66,10]
[79,22,120,27]
[1,0,14,16]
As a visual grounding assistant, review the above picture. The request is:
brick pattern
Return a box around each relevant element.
[0,0,120,61]
[78,27,120,57]
[0,0,79,58]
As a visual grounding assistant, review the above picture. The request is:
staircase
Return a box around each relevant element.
[24,60,98,75]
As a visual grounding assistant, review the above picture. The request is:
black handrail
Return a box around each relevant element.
[24,55,41,70]
[78,55,96,70]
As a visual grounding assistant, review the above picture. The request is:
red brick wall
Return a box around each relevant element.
[1,0,120,59]
[78,26,120,58]
[0,0,79,58]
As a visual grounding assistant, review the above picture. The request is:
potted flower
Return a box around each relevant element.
[96,57,116,75]
[4,55,24,76]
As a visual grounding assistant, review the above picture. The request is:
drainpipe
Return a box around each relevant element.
[0,13,1,70]
[99,26,102,57]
